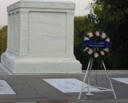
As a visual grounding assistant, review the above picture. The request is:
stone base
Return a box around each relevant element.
[0,53,81,74]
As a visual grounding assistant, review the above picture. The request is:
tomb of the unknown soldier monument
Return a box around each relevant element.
[0,0,81,74]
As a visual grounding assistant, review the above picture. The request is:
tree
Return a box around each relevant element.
[89,0,128,69]
[0,26,7,59]
[74,16,95,69]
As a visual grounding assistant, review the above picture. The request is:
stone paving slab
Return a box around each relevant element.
[0,71,128,103]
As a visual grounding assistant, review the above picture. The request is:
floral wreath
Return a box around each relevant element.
[84,31,111,58]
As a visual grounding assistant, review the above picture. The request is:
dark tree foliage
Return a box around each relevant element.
[74,16,98,69]
[74,16,113,70]
[88,0,128,69]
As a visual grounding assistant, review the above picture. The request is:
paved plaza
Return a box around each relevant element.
[0,69,128,103]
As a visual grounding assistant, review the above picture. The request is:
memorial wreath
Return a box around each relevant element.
[84,31,111,58]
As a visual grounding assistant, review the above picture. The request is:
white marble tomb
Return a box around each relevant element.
[0,0,81,74]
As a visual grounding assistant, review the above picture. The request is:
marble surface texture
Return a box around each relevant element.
[0,0,81,74]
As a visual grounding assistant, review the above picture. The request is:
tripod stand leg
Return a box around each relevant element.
[86,58,93,95]
[102,61,117,99]
[78,58,92,99]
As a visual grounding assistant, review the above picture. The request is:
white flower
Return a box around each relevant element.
[94,53,99,58]
[88,32,93,37]
[84,37,89,40]
[101,33,106,39]
[96,31,100,36]
[83,49,86,51]
[85,47,89,51]
[83,47,88,51]
[100,51,105,55]
[88,48,93,54]
[104,48,109,52]
[106,38,110,42]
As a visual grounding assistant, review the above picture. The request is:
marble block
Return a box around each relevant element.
[0,0,81,74]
